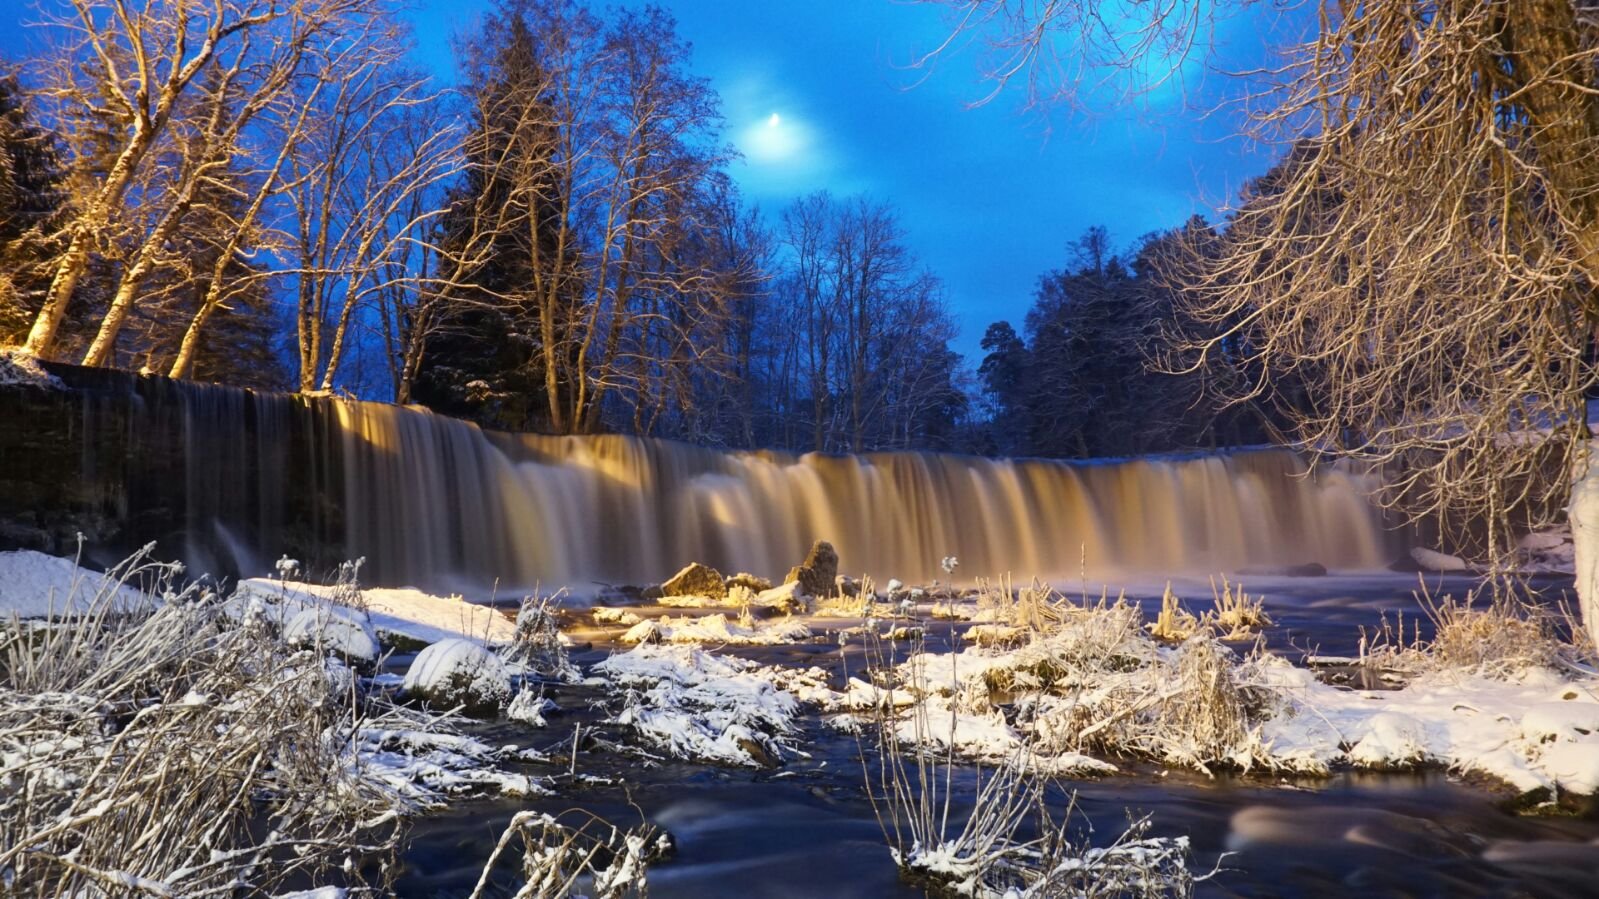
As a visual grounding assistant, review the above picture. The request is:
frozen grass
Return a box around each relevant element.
[1148,584,1200,644]
[851,572,1599,794]
[1357,585,1578,679]
[0,548,551,896]
[860,642,1201,898]
[1206,577,1271,641]
[466,810,669,899]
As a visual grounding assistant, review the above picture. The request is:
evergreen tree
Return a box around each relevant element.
[412,8,580,431]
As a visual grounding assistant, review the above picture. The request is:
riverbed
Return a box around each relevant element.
[392,571,1599,897]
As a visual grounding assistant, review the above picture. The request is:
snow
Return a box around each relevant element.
[0,348,63,389]
[352,725,550,798]
[0,550,154,618]
[507,689,556,727]
[592,606,643,626]
[236,578,517,646]
[1258,663,1599,794]
[282,606,380,662]
[1409,546,1471,573]
[593,645,800,766]
[619,613,812,645]
[401,638,512,710]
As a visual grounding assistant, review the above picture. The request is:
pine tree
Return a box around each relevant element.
[412,8,580,431]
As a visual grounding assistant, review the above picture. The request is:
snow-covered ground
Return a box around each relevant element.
[0,549,157,618]
[0,550,519,648]
[235,577,518,645]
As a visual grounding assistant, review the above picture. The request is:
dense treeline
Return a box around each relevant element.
[0,0,1269,460]
[973,220,1286,460]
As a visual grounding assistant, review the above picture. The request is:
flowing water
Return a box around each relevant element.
[20,371,1597,896]
[396,576,1599,898]
[53,372,1400,588]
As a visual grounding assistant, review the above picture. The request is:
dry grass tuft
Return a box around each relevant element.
[1358,584,1572,679]
[1206,577,1271,641]
[466,809,669,899]
[1148,584,1201,644]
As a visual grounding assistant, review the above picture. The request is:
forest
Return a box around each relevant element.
[0,0,1282,459]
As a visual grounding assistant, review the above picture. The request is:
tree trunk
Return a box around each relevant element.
[1567,442,1599,655]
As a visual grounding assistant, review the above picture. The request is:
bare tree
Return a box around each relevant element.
[280,18,458,394]
[766,191,961,452]
[440,0,739,435]
[919,0,1599,649]
[18,0,339,360]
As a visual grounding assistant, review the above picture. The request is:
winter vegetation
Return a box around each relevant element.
[7,0,1599,895]
[0,547,580,895]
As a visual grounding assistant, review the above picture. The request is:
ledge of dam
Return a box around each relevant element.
[0,362,1403,590]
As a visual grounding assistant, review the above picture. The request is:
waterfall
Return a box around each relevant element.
[7,368,1398,589]
[331,401,1394,588]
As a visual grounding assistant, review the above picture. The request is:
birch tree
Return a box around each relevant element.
[19,0,320,359]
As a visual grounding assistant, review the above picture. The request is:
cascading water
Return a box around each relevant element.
[332,400,1396,588]
[3,368,1399,588]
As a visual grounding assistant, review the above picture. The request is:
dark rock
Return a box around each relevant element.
[1285,562,1328,577]
[784,540,838,597]
[661,562,727,599]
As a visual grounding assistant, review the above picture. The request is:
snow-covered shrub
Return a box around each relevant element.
[404,638,513,717]
[0,550,409,896]
[466,810,670,899]
[595,644,799,766]
[504,595,577,682]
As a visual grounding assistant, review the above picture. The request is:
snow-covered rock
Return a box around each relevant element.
[592,606,644,626]
[402,638,513,717]
[755,580,807,614]
[283,607,380,662]
[235,578,516,645]
[620,613,811,646]
[1409,547,1471,573]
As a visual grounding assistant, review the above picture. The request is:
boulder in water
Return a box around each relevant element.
[725,571,773,593]
[402,638,512,717]
[1285,562,1328,577]
[784,540,838,597]
[661,562,727,600]
[756,581,808,615]
[283,607,380,663]
[1408,547,1471,573]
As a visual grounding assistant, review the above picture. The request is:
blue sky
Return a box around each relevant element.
[1,0,1294,362]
